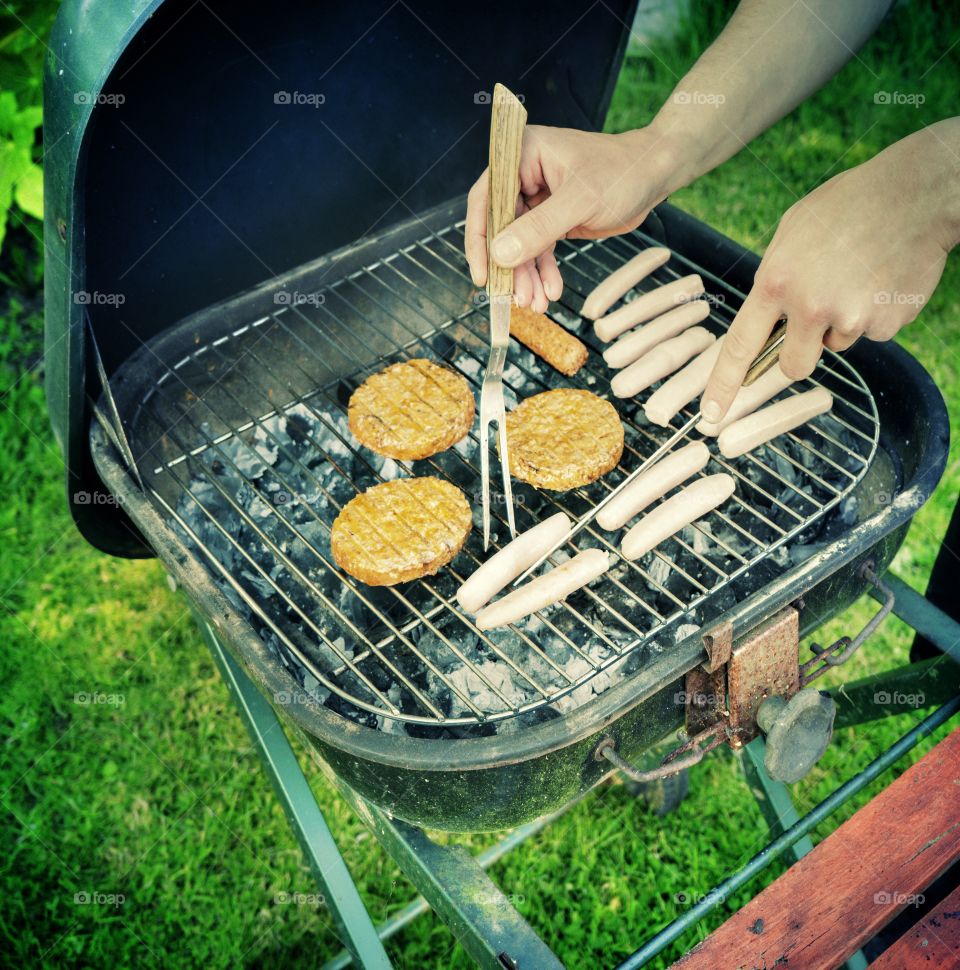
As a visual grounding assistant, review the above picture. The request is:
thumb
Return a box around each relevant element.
[490,184,589,268]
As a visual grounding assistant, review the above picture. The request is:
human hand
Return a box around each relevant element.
[701,130,956,423]
[464,125,677,312]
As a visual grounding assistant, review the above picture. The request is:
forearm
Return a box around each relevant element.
[644,0,892,191]
[888,118,960,251]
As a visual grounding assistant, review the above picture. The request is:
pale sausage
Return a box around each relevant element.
[581,247,671,320]
[456,512,571,614]
[594,274,704,342]
[597,442,711,531]
[611,327,715,399]
[697,364,794,436]
[621,474,736,560]
[718,387,833,458]
[603,300,710,369]
[644,337,724,427]
[474,549,611,630]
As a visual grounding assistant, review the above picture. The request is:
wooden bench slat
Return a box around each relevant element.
[869,883,960,969]
[672,727,960,970]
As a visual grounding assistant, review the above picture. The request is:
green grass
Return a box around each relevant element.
[3,2,960,967]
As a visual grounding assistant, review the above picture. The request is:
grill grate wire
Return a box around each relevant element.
[130,221,878,727]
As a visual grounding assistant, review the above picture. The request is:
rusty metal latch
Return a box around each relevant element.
[594,722,731,783]
[800,561,895,686]
[598,562,895,784]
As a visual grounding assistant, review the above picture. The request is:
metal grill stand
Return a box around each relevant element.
[204,571,960,969]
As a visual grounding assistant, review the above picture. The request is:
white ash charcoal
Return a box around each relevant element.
[690,521,714,556]
[377,457,402,480]
[647,554,672,589]
[548,307,583,332]
[252,422,281,462]
[241,568,277,599]
[454,434,476,460]
[376,713,408,735]
[413,630,473,673]
[481,628,560,687]
[283,401,321,426]
[455,356,482,381]
[839,495,859,524]
[444,660,532,716]
[770,545,790,568]
[769,451,798,485]
[673,622,700,644]
[307,634,354,671]
[302,670,331,706]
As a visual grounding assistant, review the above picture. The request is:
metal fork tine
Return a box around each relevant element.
[497,409,516,537]
[480,399,493,548]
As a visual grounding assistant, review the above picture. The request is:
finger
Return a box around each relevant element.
[513,261,535,308]
[779,316,827,380]
[823,327,859,353]
[465,169,489,287]
[490,182,590,269]
[536,246,563,303]
[701,293,781,423]
[529,262,548,314]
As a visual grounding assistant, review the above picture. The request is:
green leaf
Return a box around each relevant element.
[14,160,42,219]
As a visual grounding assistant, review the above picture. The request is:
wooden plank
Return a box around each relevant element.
[672,727,960,970]
[869,884,960,969]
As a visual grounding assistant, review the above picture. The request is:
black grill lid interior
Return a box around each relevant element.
[45,0,639,552]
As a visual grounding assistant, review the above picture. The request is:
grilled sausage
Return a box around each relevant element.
[456,512,571,614]
[510,305,588,377]
[644,337,724,427]
[621,474,736,560]
[596,442,711,531]
[594,274,704,342]
[603,300,710,369]
[611,327,715,399]
[581,247,671,320]
[696,365,794,436]
[474,549,611,630]
[718,387,833,458]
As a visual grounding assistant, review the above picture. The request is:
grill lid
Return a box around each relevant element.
[43,0,639,552]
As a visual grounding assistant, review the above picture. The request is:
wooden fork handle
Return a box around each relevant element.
[486,83,527,300]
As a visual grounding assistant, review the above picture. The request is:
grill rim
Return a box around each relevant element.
[88,198,950,771]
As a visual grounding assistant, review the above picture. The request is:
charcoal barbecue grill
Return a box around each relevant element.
[44,0,957,965]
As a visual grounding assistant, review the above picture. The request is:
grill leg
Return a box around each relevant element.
[202,622,392,970]
[328,778,565,970]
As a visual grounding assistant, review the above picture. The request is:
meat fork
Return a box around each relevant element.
[480,83,526,550]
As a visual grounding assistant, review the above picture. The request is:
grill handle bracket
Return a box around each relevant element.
[800,561,895,687]
[594,723,731,783]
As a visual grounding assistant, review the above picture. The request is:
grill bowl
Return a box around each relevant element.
[91,200,948,830]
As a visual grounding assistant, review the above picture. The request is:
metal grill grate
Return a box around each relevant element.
[130,221,879,728]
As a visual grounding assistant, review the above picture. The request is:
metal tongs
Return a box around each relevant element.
[480,83,527,550]
[514,319,789,583]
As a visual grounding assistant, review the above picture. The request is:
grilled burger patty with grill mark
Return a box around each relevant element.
[331,477,472,586]
[500,388,624,491]
[348,358,475,460]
